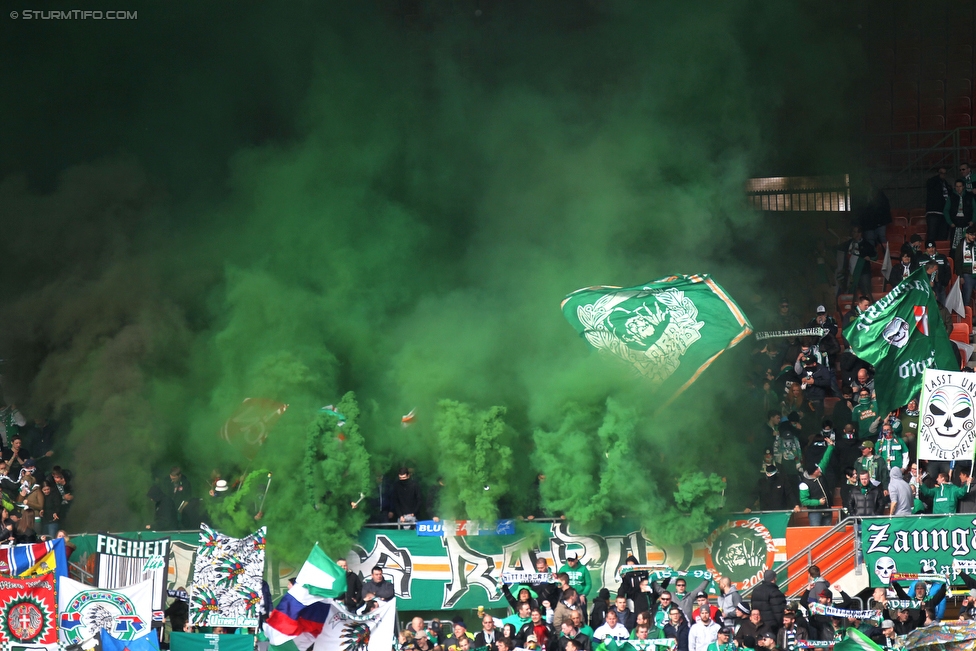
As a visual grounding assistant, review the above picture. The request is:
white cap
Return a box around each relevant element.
[816,305,826,313]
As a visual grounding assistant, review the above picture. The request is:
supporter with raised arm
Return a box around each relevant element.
[673,575,710,624]
[918,472,969,514]
[799,438,835,526]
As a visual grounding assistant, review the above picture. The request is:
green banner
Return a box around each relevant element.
[844,266,957,418]
[68,513,789,612]
[348,513,790,610]
[862,515,976,587]
[171,632,255,651]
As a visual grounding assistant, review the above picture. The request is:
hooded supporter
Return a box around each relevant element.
[887,468,913,516]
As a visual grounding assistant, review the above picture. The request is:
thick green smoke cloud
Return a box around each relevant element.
[0,1,866,559]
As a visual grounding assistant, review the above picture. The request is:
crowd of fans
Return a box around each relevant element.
[743,167,976,522]
[0,406,73,543]
[380,556,959,651]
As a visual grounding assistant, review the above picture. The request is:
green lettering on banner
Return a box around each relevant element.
[862,515,976,587]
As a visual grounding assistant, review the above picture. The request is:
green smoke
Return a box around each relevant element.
[0,1,867,561]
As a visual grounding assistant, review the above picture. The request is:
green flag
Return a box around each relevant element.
[833,628,882,651]
[298,543,348,598]
[561,274,752,403]
[171,633,255,651]
[843,266,957,417]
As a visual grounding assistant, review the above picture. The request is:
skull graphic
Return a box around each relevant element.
[874,556,896,585]
[923,386,976,452]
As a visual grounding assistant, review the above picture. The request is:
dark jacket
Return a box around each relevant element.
[751,577,787,632]
[757,472,798,511]
[800,364,831,402]
[892,580,946,629]
[776,625,809,651]
[517,621,557,651]
[503,584,540,613]
[735,620,772,646]
[927,174,951,213]
[343,570,363,611]
[589,589,612,629]
[849,483,884,516]
[888,261,918,286]
[474,630,499,650]
[858,190,892,230]
[361,577,395,601]
[557,631,592,651]
[664,621,690,651]
[954,238,976,276]
[945,191,974,227]
[391,477,422,519]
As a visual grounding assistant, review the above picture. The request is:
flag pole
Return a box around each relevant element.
[257,473,273,513]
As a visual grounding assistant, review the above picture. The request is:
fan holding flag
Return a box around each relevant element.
[265,545,396,651]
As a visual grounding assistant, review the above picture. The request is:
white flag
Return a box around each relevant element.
[58,577,154,645]
[312,599,396,651]
[881,242,892,281]
[947,276,965,317]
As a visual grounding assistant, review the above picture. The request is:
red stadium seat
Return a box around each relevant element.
[946,78,971,99]
[920,98,945,116]
[871,276,885,292]
[948,96,972,114]
[887,223,907,239]
[910,208,927,220]
[948,114,972,129]
[872,291,887,303]
[920,78,944,97]
[937,241,951,255]
[892,209,910,220]
[950,322,970,345]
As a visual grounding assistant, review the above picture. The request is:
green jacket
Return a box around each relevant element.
[913,497,925,514]
[852,401,879,436]
[558,563,592,598]
[877,435,908,470]
[919,482,969,514]
[856,454,888,487]
[799,446,835,507]
[706,643,736,651]
[629,628,664,640]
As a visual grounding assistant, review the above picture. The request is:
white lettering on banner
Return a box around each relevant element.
[899,353,937,379]
[866,523,892,554]
[442,536,501,608]
[863,280,929,323]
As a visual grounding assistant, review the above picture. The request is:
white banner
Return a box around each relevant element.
[189,524,267,628]
[58,577,153,645]
[312,599,396,651]
[917,370,976,462]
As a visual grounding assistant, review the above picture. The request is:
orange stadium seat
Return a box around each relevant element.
[950,322,970,345]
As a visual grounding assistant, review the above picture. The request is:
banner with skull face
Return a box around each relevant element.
[862,516,976,587]
[918,370,976,462]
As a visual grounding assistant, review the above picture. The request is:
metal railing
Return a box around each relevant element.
[868,126,976,209]
[740,515,855,600]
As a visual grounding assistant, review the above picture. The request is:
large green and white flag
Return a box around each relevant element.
[561,275,752,402]
[298,543,348,598]
[844,266,957,417]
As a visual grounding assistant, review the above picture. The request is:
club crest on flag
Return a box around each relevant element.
[882,317,910,348]
[0,596,50,642]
